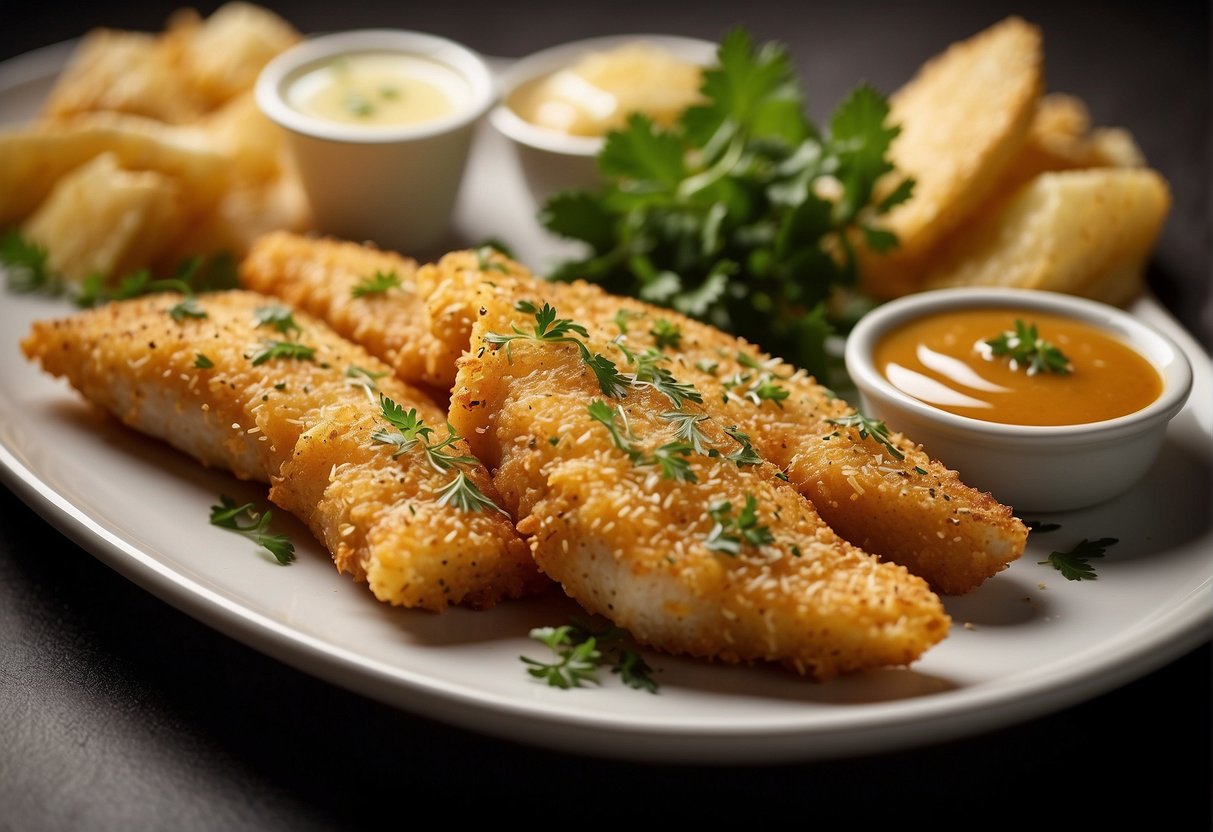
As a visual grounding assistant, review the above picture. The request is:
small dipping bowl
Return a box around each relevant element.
[489,34,718,204]
[845,287,1193,512]
[256,29,494,257]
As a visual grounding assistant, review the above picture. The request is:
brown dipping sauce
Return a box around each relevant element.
[873,308,1163,426]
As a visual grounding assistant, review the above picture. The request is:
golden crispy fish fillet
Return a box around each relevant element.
[20,289,544,611]
[420,249,1026,595]
[449,282,949,679]
[238,230,463,393]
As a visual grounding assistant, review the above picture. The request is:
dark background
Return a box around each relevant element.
[1,1,1209,827]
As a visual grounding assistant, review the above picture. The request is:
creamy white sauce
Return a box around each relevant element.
[287,51,470,127]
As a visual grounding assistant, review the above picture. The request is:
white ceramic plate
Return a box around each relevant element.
[1,42,1210,765]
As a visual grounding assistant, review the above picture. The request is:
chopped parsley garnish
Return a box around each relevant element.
[705,494,775,555]
[0,230,63,295]
[476,245,511,273]
[825,412,905,460]
[209,495,296,564]
[1,233,237,305]
[722,425,763,466]
[614,343,703,407]
[485,302,631,398]
[254,304,302,336]
[250,339,315,366]
[1040,537,1117,581]
[194,353,214,369]
[659,410,712,455]
[983,319,1073,376]
[371,395,507,515]
[351,270,401,297]
[345,364,387,402]
[521,617,658,693]
[613,308,644,334]
[435,470,507,514]
[344,92,375,117]
[540,27,913,383]
[650,318,682,350]
[587,400,697,483]
[721,370,790,408]
[168,296,206,322]
[75,253,237,308]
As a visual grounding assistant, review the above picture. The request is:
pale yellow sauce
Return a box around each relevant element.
[873,308,1162,426]
[287,51,469,127]
[508,42,704,137]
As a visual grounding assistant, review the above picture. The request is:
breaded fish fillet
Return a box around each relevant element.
[419,249,1026,595]
[20,289,545,611]
[238,230,463,393]
[449,282,949,679]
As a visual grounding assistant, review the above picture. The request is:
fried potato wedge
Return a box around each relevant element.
[21,151,186,281]
[0,111,228,227]
[165,2,301,108]
[994,93,1146,195]
[39,28,207,125]
[859,17,1044,299]
[923,167,1171,305]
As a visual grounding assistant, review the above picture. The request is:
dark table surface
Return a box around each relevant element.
[1,1,1210,827]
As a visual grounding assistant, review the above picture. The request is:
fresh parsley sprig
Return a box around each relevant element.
[371,396,507,515]
[1040,537,1118,581]
[484,302,631,398]
[825,412,906,460]
[521,617,658,693]
[983,319,1073,376]
[540,28,913,383]
[209,495,296,564]
[587,401,697,483]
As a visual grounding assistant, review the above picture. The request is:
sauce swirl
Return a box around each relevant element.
[873,308,1162,426]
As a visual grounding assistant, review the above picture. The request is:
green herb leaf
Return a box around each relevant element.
[351,270,401,298]
[485,303,630,398]
[254,304,302,336]
[1040,537,1117,581]
[250,339,315,366]
[825,412,905,460]
[209,495,296,564]
[704,493,775,555]
[169,296,207,322]
[984,319,1073,376]
[372,395,507,515]
[539,27,910,384]
[521,618,658,693]
[649,318,683,350]
[194,353,215,369]
[0,230,64,295]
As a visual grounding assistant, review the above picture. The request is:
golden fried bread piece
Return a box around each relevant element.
[20,290,544,611]
[448,283,949,679]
